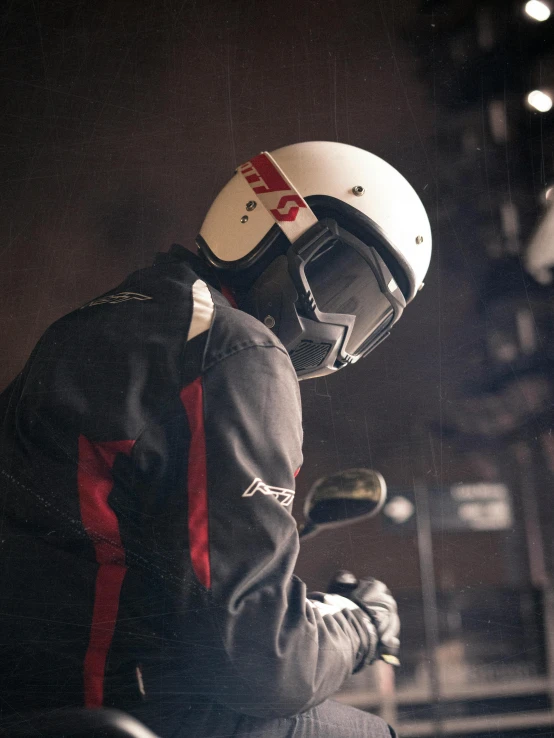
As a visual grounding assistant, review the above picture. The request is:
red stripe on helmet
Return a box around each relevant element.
[180,379,211,589]
[243,153,290,194]
[270,194,306,222]
[238,152,317,238]
[78,436,135,708]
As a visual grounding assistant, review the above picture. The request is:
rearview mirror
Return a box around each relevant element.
[299,468,387,539]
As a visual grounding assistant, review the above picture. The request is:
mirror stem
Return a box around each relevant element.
[298,520,319,539]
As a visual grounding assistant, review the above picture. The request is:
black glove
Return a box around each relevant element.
[328,570,400,667]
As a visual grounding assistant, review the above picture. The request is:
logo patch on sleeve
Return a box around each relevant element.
[81,292,152,308]
[242,478,295,507]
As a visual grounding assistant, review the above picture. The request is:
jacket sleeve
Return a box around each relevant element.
[185,342,372,718]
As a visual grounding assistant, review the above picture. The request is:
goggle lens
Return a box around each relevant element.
[303,237,398,357]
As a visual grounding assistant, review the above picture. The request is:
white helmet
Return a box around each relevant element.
[197,141,432,379]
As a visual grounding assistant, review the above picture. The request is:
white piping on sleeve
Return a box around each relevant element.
[188,280,215,341]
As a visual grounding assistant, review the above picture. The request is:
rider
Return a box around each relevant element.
[0,141,431,737]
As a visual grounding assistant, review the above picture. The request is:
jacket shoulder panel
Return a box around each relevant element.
[203,301,289,372]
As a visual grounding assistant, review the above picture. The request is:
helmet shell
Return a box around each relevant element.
[198,141,432,301]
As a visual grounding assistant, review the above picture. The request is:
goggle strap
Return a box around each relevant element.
[238,152,319,243]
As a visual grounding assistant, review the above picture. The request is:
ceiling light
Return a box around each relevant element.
[527,89,553,112]
[525,1,551,21]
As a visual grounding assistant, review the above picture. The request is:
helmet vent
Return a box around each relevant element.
[290,340,332,372]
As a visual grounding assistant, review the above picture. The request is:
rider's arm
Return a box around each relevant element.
[184,337,373,718]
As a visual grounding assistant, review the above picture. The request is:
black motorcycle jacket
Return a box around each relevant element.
[0,245,372,719]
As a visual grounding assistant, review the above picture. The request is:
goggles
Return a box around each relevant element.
[248,220,406,379]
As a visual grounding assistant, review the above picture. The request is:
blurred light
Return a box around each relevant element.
[477,9,495,49]
[500,202,520,239]
[500,202,520,254]
[527,89,553,112]
[462,128,479,154]
[516,308,537,355]
[384,496,414,525]
[488,100,509,142]
[451,483,509,501]
[525,0,551,21]
[545,186,554,203]
[457,501,512,530]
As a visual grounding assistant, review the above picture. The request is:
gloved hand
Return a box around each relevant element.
[328,570,400,667]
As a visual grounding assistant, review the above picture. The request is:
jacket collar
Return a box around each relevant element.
[154,244,222,292]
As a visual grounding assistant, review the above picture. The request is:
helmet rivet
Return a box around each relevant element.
[264,315,276,329]
[240,215,249,224]
[352,185,365,196]
[416,235,424,244]
[246,200,257,211]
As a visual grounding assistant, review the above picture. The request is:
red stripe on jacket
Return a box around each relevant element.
[78,436,135,708]
[180,378,211,589]
[220,285,238,309]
